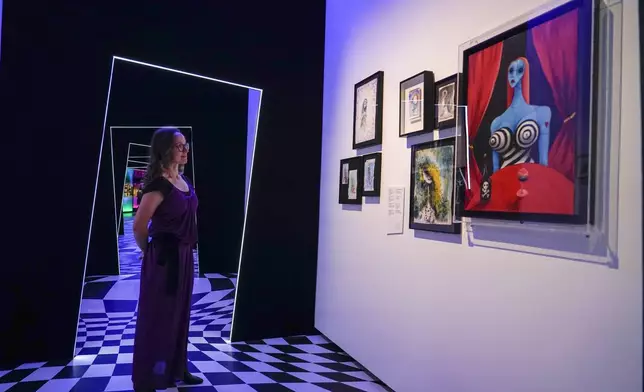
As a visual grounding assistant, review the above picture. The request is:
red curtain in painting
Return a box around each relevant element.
[466,41,503,203]
[531,10,579,182]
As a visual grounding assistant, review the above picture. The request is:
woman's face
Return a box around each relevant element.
[507,58,526,88]
[172,133,189,165]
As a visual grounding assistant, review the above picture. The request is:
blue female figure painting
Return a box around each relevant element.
[488,57,552,173]
[463,3,593,219]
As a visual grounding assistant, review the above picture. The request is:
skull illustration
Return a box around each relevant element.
[481,181,490,199]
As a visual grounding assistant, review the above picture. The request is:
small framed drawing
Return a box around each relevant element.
[409,138,460,233]
[434,74,458,130]
[339,157,363,205]
[353,71,384,149]
[399,71,435,137]
[361,152,382,197]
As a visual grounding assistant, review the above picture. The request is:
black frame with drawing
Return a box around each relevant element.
[434,74,459,130]
[361,152,382,197]
[339,156,364,204]
[409,138,461,234]
[399,71,435,137]
[353,71,384,149]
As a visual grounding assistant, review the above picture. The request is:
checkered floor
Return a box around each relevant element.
[1,272,387,392]
[0,331,386,391]
[0,217,388,391]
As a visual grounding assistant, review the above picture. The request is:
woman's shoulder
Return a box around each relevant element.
[142,176,173,197]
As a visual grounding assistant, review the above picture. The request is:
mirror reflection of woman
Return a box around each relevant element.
[488,57,552,173]
[131,127,202,391]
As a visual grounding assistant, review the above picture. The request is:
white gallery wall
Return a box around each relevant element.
[316,0,642,391]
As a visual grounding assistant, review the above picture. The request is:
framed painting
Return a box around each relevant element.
[361,152,382,197]
[434,74,459,130]
[409,138,460,233]
[399,71,435,137]
[353,71,384,149]
[461,0,597,223]
[339,156,363,205]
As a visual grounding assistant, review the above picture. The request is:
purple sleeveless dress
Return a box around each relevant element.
[132,176,198,390]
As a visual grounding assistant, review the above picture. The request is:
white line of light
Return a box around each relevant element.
[126,159,149,166]
[457,104,472,189]
[229,90,263,342]
[74,56,116,356]
[186,128,199,276]
[110,127,119,239]
[128,142,153,148]
[113,56,262,92]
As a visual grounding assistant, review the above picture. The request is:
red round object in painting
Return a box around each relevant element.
[517,167,529,182]
[466,163,574,215]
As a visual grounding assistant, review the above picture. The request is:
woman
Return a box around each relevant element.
[488,56,552,172]
[131,127,202,391]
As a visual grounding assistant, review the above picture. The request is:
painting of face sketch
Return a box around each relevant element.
[348,170,358,199]
[364,158,376,192]
[354,78,378,144]
[341,163,349,184]
[408,87,422,123]
[412,144,454,225]
[437,83,455,123]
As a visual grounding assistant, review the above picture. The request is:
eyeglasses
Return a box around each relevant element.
[174,143,190,152]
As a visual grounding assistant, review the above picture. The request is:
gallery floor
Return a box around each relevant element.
[0,217,388,391]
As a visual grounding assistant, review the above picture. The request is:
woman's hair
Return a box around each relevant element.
[507,56,530,107]
[143,127,181,187]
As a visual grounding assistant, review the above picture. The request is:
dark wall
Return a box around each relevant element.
[0,0,325,368]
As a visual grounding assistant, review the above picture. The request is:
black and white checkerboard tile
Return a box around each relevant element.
[1,274,388,391]
[1,216,388,390]
[0,333,388,391]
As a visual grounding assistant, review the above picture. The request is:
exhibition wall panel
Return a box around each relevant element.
[317,0,642,391]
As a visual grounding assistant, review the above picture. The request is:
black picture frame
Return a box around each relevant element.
[353,71,384,149]
[434,74,459,130]
[409,138,461,234]
[361,152,382,197]
[339,156,364,205]
[399,71,435,137]
[460,0,598,224]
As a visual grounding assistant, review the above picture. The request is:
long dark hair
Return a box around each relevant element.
[143,127,182,187]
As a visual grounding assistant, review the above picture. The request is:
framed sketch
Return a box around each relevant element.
[410,138,460,233]
[353,71,384,149]
[461,0,597,223]
[399,71,435,137]
[434,74,458,129]
[339,156,363,204]
[341,162,349,185]
[361,152,382,197]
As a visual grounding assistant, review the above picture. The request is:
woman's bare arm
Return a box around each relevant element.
[133,191,164,251]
